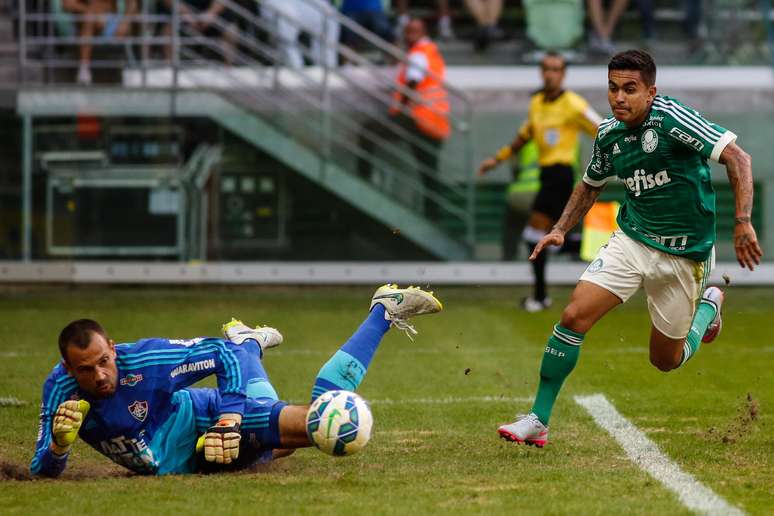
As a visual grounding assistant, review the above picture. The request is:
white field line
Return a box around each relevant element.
[574,394,744,516]
[287,396,532,406]
[0,396,27,407]
[274,348,505,355]
[369,396,532,405]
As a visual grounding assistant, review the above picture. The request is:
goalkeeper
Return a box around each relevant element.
[31,284,441,477]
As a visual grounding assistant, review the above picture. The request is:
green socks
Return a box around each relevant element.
[531,324,583,426]
[680,300,718,366]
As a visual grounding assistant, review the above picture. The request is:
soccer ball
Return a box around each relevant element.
[306,390,373,456]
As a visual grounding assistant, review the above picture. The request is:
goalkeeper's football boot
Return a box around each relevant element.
[369,284,443,338]
[498,413,548,448]
[700,286,724,343]
[222,318,283,352]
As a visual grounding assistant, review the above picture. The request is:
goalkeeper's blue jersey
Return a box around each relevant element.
[31,337,280,477]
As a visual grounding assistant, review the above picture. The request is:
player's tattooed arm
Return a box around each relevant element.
[552,181,603,235]
[529,181,603,260]
[720,142,763,270]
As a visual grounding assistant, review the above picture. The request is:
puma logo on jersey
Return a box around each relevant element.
[624,169,671,197]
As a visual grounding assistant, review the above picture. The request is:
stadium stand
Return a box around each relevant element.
[0,0,771,271]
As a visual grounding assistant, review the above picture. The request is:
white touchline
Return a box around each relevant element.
[289,396,533,406]
[370,396,532,405]
[574,394,745,516]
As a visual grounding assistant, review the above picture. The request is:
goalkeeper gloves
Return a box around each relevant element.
[51,399,90,456]
[202,413,242,464]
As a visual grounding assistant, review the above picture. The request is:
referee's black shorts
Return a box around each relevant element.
[532,164,575,222]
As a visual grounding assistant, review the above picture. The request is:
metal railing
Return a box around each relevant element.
[14,0,477,248]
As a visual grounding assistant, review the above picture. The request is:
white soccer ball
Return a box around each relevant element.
[306,390,373,456]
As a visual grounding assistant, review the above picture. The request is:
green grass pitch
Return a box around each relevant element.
[0,285,771,515]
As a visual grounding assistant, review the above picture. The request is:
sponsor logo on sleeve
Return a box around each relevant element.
[170,358,216,378]
[668,127,705,152]
[128,400,149,422]
[120,373,144,387]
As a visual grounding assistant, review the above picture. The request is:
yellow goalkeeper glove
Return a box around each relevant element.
[201,413,242,464]
[51,399,90,455]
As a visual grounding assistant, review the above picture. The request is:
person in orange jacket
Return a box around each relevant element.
[357,18,450,220]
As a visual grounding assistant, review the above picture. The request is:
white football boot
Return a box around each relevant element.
[498,413,549,448]
[700,286,724,343]
[222,318,283,352]
[369,284,443,339]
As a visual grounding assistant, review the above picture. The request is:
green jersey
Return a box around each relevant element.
[583,95,737,261]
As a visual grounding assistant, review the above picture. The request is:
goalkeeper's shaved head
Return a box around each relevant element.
[58,319,108,363]
[59,319,118,398]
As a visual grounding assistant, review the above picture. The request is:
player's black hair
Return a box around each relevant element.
[58,319,107,362]
[608,49,656,86]
[541,51,567,70]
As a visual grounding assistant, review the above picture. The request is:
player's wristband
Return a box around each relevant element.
[50,442,71,457]
[734,216,751,224]
[494,145,513,162]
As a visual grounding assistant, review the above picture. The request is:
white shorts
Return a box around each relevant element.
[579,230,715,339]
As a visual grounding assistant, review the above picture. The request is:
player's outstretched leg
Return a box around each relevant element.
[500,281,618,447]
[222,318,283,355]
[498,323,583,447]
[677,286,724,367]
[310,284,442,402]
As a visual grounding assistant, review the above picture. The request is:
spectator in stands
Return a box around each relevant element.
[586,0,628,55]
[261,0,340,68]
[357,19,450,220]
[464,0,503,52]
[395,0,454,40]
[340,0,394,46]
[68,0,138,85]
[161,0,242,65]
[636,0,703,52]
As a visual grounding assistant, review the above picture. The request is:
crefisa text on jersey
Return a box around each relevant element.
[624,168,672,197]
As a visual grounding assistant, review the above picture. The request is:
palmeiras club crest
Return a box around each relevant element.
[128,400,149,422]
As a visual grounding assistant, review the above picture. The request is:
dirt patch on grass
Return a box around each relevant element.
[0,458,132,481]
[706,393,760,444]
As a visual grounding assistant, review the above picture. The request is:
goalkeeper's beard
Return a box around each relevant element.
[93,379,116,398]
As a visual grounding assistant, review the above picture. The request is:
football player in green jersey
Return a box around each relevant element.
[498,49,763,447]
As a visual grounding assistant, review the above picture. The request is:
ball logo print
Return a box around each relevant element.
[306,390,373,456]
[642,129,658,153]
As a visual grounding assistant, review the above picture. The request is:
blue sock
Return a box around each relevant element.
[310,304,391,402]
